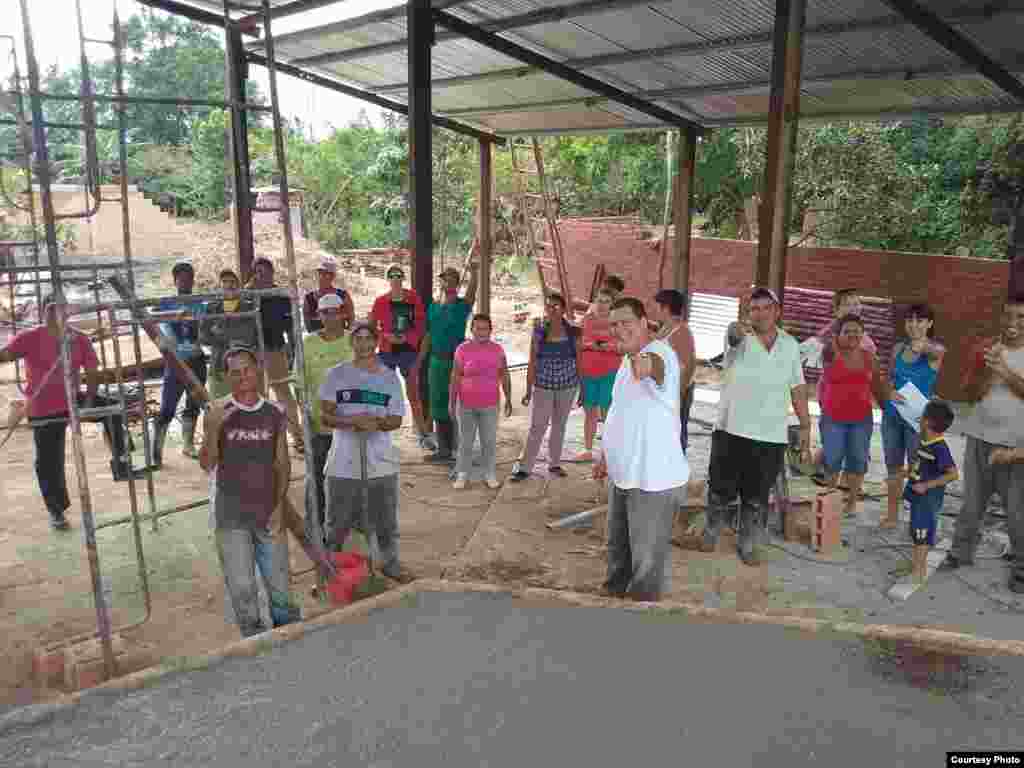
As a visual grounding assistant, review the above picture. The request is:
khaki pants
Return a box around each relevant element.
[264,348,302,443]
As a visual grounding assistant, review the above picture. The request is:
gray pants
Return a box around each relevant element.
[951,436,1024,581]
[456,406,498,477]
[605,483,679,600]
[521,386,577,473]
[326,474,400,575]
[215,527,298,638]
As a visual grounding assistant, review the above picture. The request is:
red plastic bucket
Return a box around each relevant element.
[326,552,369,605]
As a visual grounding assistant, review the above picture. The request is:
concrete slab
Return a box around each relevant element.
[1,590,1021,767]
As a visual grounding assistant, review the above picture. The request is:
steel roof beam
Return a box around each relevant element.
[245,52,505,143]
[366,5,1020,95]
[247,0,473,51]
[135,0,257,34]
[704,99,1024,127]
[434,59,1024,118]
[432,8,698,130]
[289,0,664,68]
[237,0,352,27]
[880,0,1024,102]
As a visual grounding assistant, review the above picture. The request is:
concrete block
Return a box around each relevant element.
[63,634,127,691]
[32,649,65,688]
[812,491,842,554]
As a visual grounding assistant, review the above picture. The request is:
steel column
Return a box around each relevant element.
[756,0,806,303]
[408,0,434,305]
[226,24,256,282]
[478,138,493,315]
[673,127,697,297]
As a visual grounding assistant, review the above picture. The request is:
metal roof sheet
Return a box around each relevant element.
[253,0,1024,135]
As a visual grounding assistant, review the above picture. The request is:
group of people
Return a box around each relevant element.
[6,253,1024,637]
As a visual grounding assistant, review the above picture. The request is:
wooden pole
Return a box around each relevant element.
[673,127,697,298]
[756,0,806,304]
[478,138,493,314]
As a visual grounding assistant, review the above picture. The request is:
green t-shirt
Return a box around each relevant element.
[296,332,353,434]
[427,298,473,357]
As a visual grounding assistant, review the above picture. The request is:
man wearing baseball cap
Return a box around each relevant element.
[294,292,353,539]
[415,262,479,464]
[318,319,406,579]
[150,261,207,464]
[703,286,812,565]
[369,263,431,448]
[302,255,354,334]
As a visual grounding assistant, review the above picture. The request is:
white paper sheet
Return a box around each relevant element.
[892,381,929,432]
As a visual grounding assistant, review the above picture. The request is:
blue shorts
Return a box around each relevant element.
[378,348,418,378]
[819,415,873,475]
[881,409,919,472]
[581,372,615,410]
[906,487,943,546]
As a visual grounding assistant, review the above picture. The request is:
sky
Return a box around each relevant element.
[5,0,401,138]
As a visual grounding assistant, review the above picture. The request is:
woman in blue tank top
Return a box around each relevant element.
[879,303,944,528]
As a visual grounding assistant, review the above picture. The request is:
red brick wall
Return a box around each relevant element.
[541,219,1010,400]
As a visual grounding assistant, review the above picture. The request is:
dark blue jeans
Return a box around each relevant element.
[31,393,128,518]
[158,355,207,426]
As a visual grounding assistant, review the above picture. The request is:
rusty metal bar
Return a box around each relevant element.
[259,0,326,572]
[3,89,274,111]
[409,0,435,306]
[17,0,118,683]
[756,0,806,305]
[225,22,256,282]
[673,127,697,296]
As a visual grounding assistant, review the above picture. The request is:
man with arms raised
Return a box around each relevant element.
[939,298,1024,592]
[594,297,689,601]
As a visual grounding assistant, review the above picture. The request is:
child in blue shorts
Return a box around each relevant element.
[904,400,959,584]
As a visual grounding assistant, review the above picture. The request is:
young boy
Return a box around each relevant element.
[905,400,959,584]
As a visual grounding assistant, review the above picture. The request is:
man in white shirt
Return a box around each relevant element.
[704,287,812,565]
[594,297,689,601]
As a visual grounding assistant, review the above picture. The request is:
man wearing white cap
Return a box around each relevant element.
[303,255,354,334]
[294,292,353,540]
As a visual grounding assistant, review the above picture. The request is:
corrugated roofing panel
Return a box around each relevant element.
[258,0,1024,134]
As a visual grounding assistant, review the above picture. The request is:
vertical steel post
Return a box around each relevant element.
[477,138,492,314]
[113,9,160,543]
[19,0,117,681]
[225,23,255,283]
[259,0,323,559]
[756,0,806,304]
[408,0,434,307]
[673,127,697,299]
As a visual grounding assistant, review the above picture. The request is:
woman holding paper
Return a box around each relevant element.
[880,304,945,529]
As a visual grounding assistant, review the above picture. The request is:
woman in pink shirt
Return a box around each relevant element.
[576,289,622,461]
[449,314,513,490]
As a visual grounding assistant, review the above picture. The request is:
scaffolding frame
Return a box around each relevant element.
[3,0,320,684]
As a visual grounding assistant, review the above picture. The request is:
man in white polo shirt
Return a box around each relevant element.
[703,287,812,565]
[594,297,689,601]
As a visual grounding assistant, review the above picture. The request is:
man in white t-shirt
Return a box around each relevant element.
[319,321,406,579]
[706,287,812,565]
[594,297,689,601]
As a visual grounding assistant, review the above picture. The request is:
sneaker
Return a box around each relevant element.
[508,470,530,483]
[937,554,964,571]
[549,466,568,478]
[50,513,70,531]
[419,433,438,452]
[453,473,468,490]
[484,475,501,490]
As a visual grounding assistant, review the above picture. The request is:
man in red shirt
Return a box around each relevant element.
[0,295,142,529]
[370,264,431,446]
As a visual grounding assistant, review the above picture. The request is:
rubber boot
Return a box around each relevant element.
[425,419,455,463]
[737,502,761,566]
[700,493,728,553]
[152,421,168,468]
[181,417,199,459]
